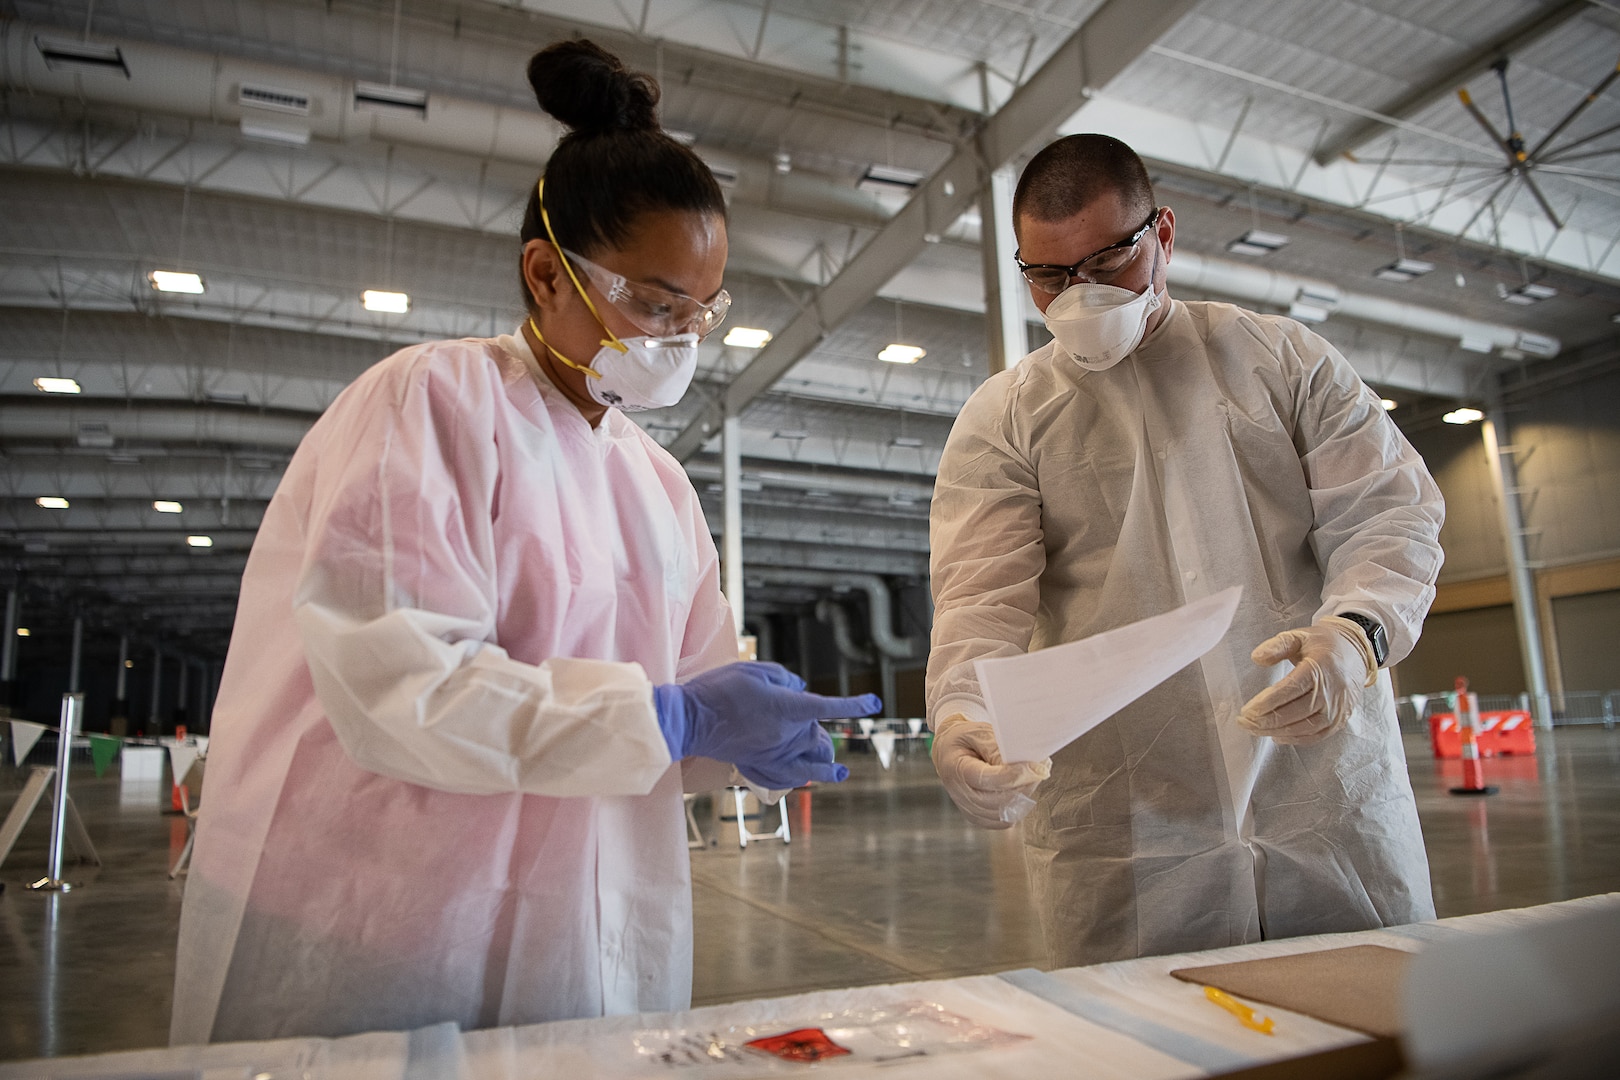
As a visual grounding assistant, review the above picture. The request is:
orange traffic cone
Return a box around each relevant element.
[1450,677,1498,796]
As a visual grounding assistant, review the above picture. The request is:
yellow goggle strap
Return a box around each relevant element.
[526,315,602,380]
[536,177,628,355]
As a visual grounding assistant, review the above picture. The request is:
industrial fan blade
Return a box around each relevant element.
[1526,56,1620,161]
[1520,172,1563,229]
[1457,87,1517,162]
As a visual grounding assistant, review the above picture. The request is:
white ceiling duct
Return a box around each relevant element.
[2,22,561,164]
[0,402,313,450]
[1169,253,1557,359]
[684,461,933,504]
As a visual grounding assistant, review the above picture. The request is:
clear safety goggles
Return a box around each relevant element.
[1015,207,1163,294]
[562,248,732,340]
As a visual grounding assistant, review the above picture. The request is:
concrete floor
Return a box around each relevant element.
[2,729,1619,1062]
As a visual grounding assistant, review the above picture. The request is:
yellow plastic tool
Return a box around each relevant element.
[1203,985,1276,1035]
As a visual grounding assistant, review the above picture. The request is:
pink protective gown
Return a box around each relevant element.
[170,331,737,1044]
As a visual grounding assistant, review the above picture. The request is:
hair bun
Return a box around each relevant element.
[528,40,660,134]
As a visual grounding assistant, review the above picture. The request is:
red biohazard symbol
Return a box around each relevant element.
[745,1027,853,1062]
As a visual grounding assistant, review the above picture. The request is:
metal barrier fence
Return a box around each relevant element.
[1393,691,1620,734]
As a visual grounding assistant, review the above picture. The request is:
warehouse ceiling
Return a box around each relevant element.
[2,0,1619,658]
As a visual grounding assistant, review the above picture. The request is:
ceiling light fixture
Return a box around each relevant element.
[723,326,772,349]
[36,497,70,509]
[774,150,792,174]
[1498,282,1557,305]
[877,344,925,364]
[149,270,205,294]
[1458,334,1495,354]
[1381,399,1398,411]
[187,535,214,548]
[1374,258,1435,284]
[16,628,30,637]
[362,290,410,313]
[890,436,924,448]
[1288,285,1341,324]
[1443,407,1485,425]
[772,430,809,440]
[154,500,183,513]
[33,377,81,394]
[1225,229,1289,257]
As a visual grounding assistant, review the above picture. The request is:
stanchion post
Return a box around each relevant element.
[29,693,83,892]
[1450,677,1498,797]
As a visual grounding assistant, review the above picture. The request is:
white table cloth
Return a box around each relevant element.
[8,894,1614,1079]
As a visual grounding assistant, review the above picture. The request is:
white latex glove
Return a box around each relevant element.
[1239,616,1377,746]
[931,714,1052,829]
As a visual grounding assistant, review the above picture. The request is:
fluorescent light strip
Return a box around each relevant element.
[149,270,205,294]
[878,344,925,364]
[723,327,772,348]
[362,290,410,313]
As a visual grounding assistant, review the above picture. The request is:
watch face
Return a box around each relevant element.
[1343,613,1387,665]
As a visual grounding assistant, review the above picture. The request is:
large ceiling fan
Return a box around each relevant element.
[1450,53,1620,233]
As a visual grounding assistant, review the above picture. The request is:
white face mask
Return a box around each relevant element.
[583,333,698,411]
[1042,256,1163,372]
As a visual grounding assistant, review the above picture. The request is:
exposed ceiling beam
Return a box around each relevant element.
[662,0,1203,461]
[1311,0,1589,164]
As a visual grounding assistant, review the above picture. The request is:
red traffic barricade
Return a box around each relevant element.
[1428,709,1536,759]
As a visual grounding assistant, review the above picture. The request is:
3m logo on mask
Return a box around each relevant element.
[1042,283,1161,372]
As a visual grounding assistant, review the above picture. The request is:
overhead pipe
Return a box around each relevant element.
[0,402,314,450]
[749,614,776,664]
[767,569,921,660]
[2,21,561,165]
[1169,250,1556,358]
[2,23,1553,363]
[815,599,873,666]
[0,22,952,245]
[685,460,934,504]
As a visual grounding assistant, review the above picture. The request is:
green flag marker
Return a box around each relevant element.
[88,734,122,778]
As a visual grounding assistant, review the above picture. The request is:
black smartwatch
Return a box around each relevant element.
[1339,612,1388,667]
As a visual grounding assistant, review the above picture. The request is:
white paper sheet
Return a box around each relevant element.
[973,587,1242,764]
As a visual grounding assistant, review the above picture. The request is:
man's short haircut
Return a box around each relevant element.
[1013,134,1155,234]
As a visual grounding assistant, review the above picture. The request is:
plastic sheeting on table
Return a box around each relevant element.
[458,974,1202,1079]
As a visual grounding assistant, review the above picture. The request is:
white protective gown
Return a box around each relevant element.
[928,299,1444,968]
[171,331,738,1044]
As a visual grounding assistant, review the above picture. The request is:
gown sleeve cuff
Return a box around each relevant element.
[931,694,991,730]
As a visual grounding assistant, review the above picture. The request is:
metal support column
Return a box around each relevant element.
[0,587,16,714]
[878,654,896,719]
[797,614,814,684]
[113,634,129,723]
[28,693,83,892]
[68,616,83,694]
[722,412,745,639]
[148,644,163,735]
[175,658,190,728]
[1482,400,1553,727]
[979,164,1027,374]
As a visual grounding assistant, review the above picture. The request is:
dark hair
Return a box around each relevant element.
[519,40,725,305]
[1013,134,1154,234]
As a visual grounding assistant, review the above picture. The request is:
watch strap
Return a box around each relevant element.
[1337,612,1388,668]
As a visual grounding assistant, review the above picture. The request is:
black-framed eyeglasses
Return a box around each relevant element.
[1014,208,1162,294]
